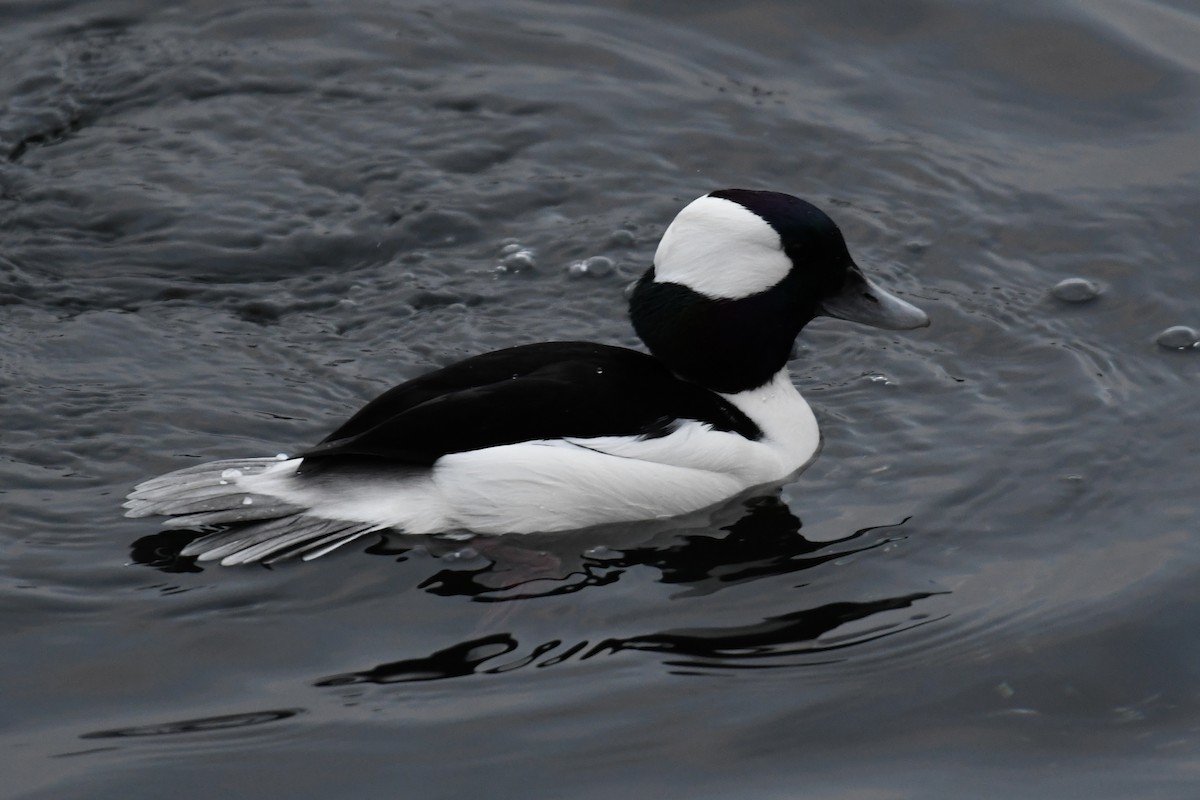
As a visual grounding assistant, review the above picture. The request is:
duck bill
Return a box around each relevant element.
[818,266,930,330]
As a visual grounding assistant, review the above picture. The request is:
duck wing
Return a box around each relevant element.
[297,341,759,471]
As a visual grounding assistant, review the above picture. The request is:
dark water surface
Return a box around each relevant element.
[3,0,1200,797]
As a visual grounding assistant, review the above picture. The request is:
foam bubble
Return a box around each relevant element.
[567,255,615,279]
[1155,325,1199,350]
[221,468,243,479]
[1051,278,1102,303]
[608,229,635,247]
[584,545,618,560]
[497,247,535,273]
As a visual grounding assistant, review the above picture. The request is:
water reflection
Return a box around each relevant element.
[128,529,205,574]
[316,592,940,685]
[306,494,941,682]
[409,494,909,602]
[80,709,304,739]
[131,492,940,679]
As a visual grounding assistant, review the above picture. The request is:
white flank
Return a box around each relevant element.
[432,444,746,533]
[653,194,790,299]
[429,368,817,534]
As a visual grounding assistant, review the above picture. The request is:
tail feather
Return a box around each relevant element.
[126,477,270,504]
[125,457,381,566]
[129,457,284,492]
[178,513,307,557]
[292,529,374,562]
[158,498,307,529]
[206,520,375,566]
[124,457,289,516]
[128,491,293,519]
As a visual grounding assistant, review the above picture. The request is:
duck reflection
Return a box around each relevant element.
[406,492,906,601]
[131,490,942,679]
[311,491,941,683]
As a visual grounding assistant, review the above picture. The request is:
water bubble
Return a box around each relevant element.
[275,453,288,460]
[1050,278,1102,303]
[608,229,636,248]
[1155,325,1199,350]
[242,497,253,505]
[220,469,243,479]
[567,256,615,279]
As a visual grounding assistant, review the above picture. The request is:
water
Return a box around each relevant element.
[3,0,1199,797]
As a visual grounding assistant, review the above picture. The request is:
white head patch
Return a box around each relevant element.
[652,194,791,299]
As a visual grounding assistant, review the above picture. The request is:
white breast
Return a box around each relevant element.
[719,369,820,476]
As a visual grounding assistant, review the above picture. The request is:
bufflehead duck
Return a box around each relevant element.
[125,189,929,565]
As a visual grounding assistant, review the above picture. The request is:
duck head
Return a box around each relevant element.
[629,188,929,394]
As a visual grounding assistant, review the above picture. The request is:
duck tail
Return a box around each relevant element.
[124,457,377,565]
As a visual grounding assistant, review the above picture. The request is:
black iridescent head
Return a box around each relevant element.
[629,189,928,393]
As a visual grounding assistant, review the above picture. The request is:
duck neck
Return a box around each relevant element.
[629,269,814,394]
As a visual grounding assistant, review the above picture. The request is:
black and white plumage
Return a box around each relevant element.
[125,189,930,565]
